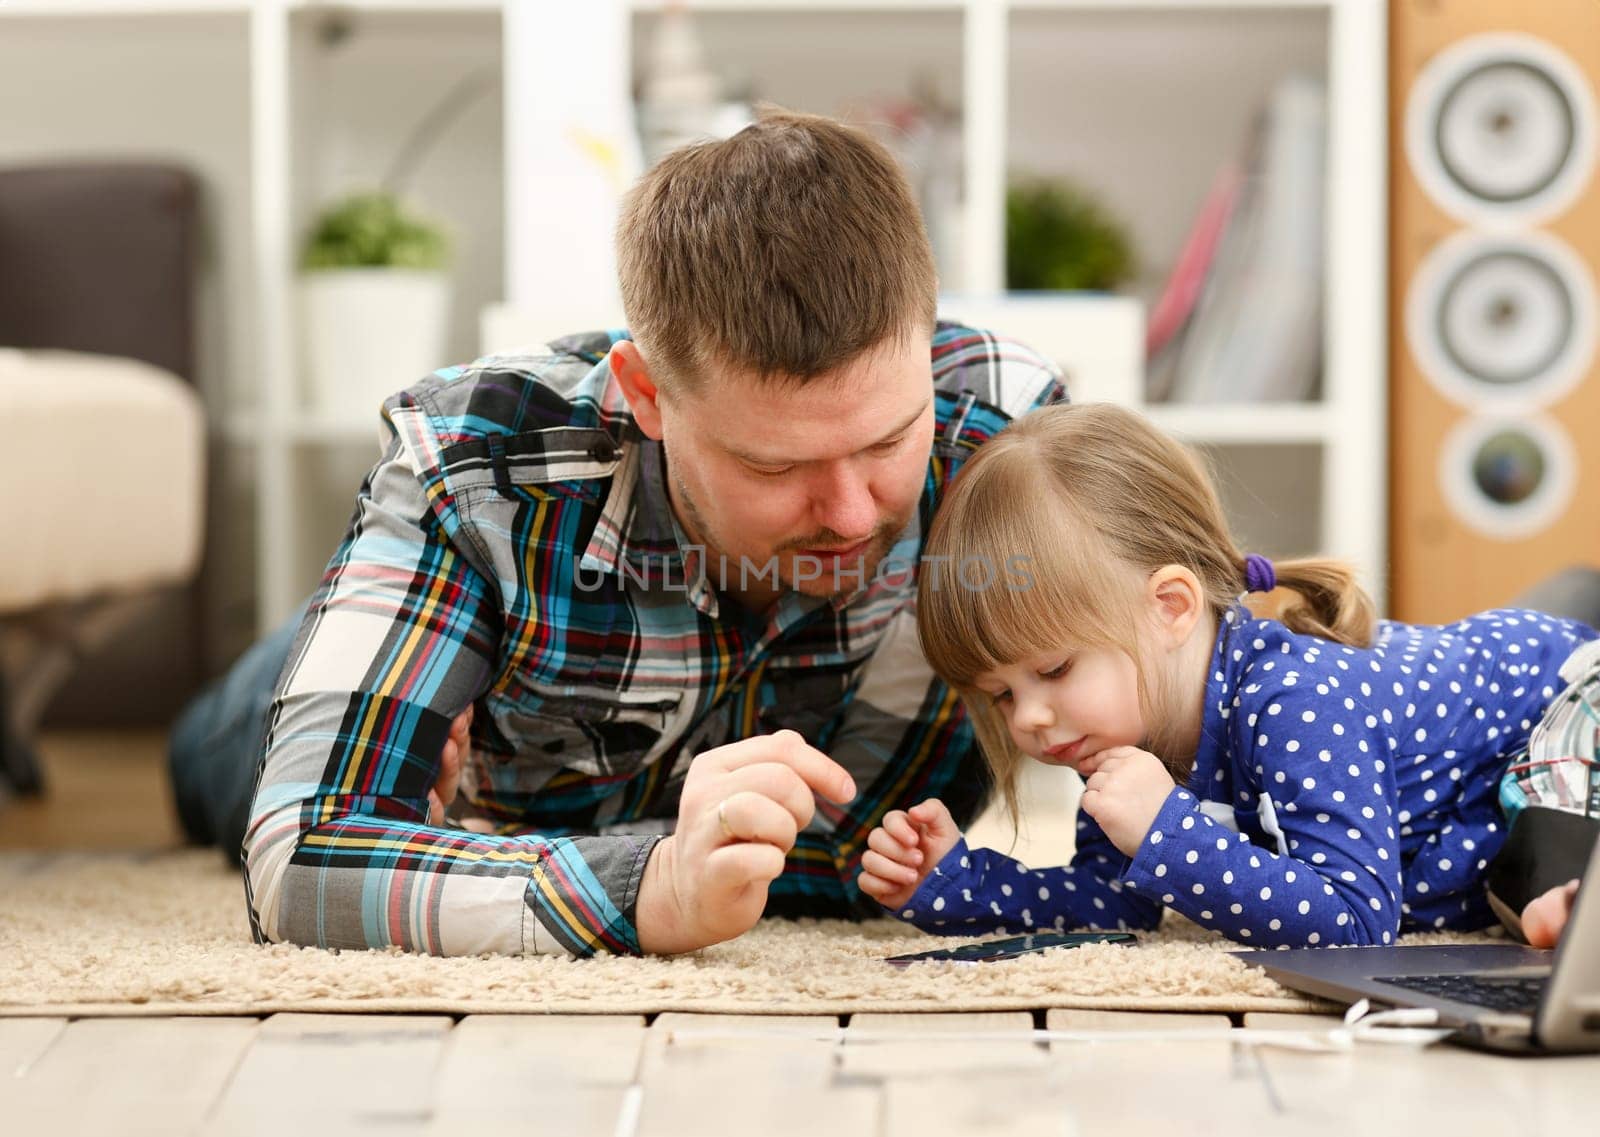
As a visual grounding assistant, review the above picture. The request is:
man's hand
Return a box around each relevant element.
[427,705,475,827]
[1076,746,1176,857]
[635,729,856,955]
[858,798,962,910]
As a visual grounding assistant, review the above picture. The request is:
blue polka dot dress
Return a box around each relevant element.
[891,606,1598,948]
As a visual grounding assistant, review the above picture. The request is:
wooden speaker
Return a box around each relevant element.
[1390,0,1600,623]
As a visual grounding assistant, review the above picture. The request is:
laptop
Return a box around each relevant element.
[1234,834,1600,1054]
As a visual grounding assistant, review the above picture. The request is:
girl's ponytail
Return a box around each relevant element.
[1256,556,1377,648]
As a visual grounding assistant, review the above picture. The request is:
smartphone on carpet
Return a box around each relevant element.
[883,931,1137,967]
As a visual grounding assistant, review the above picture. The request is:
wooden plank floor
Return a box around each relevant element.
[4,735,1600,1133]
[6,1009,1600,1136]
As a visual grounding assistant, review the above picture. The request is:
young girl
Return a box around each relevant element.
[859,402,1597,949]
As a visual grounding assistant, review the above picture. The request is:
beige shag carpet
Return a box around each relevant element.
[0,851,1497,1018]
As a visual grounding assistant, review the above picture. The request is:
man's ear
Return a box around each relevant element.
[1146,564,1205,649]
[609,340,664,440]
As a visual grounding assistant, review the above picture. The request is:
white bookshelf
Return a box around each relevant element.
[603,0,1389,611]
[3,0,1389,647]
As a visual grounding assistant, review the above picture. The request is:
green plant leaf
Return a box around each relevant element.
[1005,180,1135,292]
[300,191,451,271]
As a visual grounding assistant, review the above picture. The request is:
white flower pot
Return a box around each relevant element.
[299,268,450,420]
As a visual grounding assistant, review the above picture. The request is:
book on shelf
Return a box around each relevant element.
[1149,74,1327,407]
[1144,161,1243,366]
[1144,160,1246,405]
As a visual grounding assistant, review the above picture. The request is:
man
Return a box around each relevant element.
[173,108,1066,957]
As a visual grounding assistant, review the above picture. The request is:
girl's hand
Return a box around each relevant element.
[1522,878,1581,948]
[858,798,963,910]
[1076,746,1176,858]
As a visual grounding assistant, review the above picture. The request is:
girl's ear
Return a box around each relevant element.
[609,341,665,440]
[1146,564,1205,649]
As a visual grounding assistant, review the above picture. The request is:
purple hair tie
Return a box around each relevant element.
[1244,553,1276,594]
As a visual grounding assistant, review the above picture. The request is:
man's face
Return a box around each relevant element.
[647,336,935,605]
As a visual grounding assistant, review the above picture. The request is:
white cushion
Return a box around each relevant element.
[0,348,205,612]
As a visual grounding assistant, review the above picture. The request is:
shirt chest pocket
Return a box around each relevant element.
[757,666,857,748]
[493,690,685,785]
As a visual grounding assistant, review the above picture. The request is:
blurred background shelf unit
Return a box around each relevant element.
[252,1,507,642]
[1030,0,1383,610]
[1,0,505,669]
[1,0,1387,689]
[609,0,1387,608]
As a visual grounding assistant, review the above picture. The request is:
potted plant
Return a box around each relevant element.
[1005,179,1135,292]
[298,190,452,420]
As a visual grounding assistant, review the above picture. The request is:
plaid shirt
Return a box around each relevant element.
[244,323,1067,957]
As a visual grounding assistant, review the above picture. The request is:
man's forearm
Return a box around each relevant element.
[248,783,666,957]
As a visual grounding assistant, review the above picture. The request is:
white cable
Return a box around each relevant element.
[666,1015,1452,1053]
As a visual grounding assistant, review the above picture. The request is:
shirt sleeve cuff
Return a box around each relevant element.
[892,837,977,923]
[523,833,664,957]
[1120,787,1202,894]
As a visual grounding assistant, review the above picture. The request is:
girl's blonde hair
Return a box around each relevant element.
[918,402,1376,824]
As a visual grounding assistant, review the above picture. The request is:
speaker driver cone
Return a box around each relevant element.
[1407,34,1596,225]
[1440,414,1576,539]
[1407,230,1597,408]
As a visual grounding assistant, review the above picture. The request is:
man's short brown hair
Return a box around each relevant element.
[616,107,937,393]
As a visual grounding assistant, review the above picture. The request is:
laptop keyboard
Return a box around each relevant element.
[1376,973,1546,1015]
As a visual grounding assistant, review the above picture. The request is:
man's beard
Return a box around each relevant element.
[672,477,907,601]
[772,525,903,599]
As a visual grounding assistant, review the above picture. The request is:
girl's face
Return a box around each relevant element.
[972,645,1146,771]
